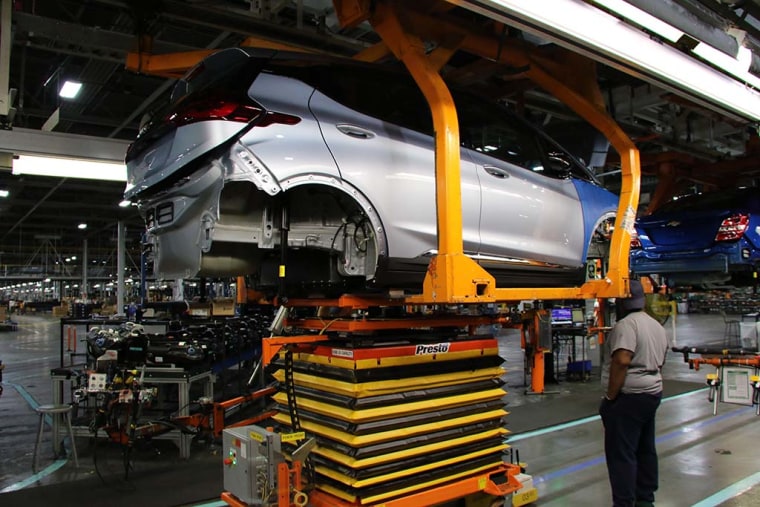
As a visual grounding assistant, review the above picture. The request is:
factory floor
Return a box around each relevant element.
[0,310,759,507]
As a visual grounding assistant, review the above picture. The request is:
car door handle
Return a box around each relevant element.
[483,166,510,179]
[336,124,375,139]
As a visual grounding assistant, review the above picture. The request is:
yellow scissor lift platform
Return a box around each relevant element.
[258,297,528,507]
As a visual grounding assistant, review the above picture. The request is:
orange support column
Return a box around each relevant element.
[235,276,246,305]
[530,348,546,395]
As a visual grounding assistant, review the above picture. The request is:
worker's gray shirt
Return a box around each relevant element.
[601,310,669,395]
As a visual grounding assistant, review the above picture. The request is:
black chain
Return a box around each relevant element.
[284,348,301,431]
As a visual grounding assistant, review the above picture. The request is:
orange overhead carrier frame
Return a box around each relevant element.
[126,0,640,304]
[335,0,639,305]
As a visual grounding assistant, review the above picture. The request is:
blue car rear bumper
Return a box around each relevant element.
[631,241,757,275]
[630,254,729,274]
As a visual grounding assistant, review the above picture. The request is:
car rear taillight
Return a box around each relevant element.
[714,213,749,242]
[167,96,264,126]
[630,232,642,249]
[166,94,301,129]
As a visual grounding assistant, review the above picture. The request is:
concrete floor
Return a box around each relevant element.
[0,311,759,506]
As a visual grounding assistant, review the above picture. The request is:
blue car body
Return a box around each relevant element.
[631,188,760,287]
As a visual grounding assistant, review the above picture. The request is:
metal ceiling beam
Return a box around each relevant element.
[0,127,129,162]
[12,11,197,56]
[625,0,739,57]
[16,107,139,130]
[0,0,12,118]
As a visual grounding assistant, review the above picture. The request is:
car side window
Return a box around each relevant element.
[277,63,434,135]
[454,92,586,180]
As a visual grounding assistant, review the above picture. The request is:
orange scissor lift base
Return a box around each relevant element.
[260,304,522,506]
[307,464,524,507]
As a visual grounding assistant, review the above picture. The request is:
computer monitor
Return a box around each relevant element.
[572,308,585,325]
[550,307,572,325]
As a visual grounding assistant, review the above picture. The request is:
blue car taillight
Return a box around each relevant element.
[714,213,749,242]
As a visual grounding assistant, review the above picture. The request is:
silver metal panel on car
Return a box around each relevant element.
[236,73,342,183]
[141,161,225,279]
[308,89,482,259]
[125,120,248,199]
[469,150,584,266]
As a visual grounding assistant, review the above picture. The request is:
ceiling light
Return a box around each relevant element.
[59,80,83,99]
[77,223,87,230]
[118,199,131,207]
[591,0,682,43]
[472,0,760,121]
[12,154,126,181]
[0,189,8,198]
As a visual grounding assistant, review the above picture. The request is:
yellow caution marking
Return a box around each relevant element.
[316,462,504,504]
[272,388,506,423]
[314,428,508,468]
[281,431,305,443]
[272,409,506,446]
[271,367,506,397]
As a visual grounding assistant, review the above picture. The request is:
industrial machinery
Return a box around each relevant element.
[221,425,315,507]
[121,0,645,504]
[673,346,760,415]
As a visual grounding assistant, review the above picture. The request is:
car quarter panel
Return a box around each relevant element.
[308,89,482,260]
[238,72,342,183]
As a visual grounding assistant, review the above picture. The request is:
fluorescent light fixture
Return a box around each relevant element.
[118,199,131,207]
[692,43,760,87]
[0,189,8,198]
[77,223,87,230]
[12,154,126,181]
[594,0,757,81]
[467,0,760,121]
[59,80,83,99]
[591,0,682,43]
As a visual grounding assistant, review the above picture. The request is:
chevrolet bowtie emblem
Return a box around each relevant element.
[666,220,681,227]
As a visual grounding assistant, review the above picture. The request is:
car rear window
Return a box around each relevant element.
[170,48,268,105]
[265,60,435,136]
[659,189,754,213]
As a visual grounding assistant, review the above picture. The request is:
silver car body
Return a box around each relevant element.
[125,48,618,292]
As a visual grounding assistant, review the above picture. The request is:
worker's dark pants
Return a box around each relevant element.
[599,392,662,507]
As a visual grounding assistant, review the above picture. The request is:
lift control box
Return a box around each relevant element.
[222,425,285,505]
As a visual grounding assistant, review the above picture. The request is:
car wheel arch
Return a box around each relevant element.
[216,176,389,280]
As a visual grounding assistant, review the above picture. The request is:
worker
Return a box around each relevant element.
[599,279,669,507]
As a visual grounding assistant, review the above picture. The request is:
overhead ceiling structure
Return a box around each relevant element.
[0,0,759,282]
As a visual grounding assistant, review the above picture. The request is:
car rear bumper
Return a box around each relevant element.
[140,161,226,279]
[630,241,755,274]
[631,254,730,275]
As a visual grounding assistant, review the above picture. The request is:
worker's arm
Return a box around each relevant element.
[605,348,633,400]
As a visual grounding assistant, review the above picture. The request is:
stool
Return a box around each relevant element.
[721,311,741,348]
[33,404,78,470]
